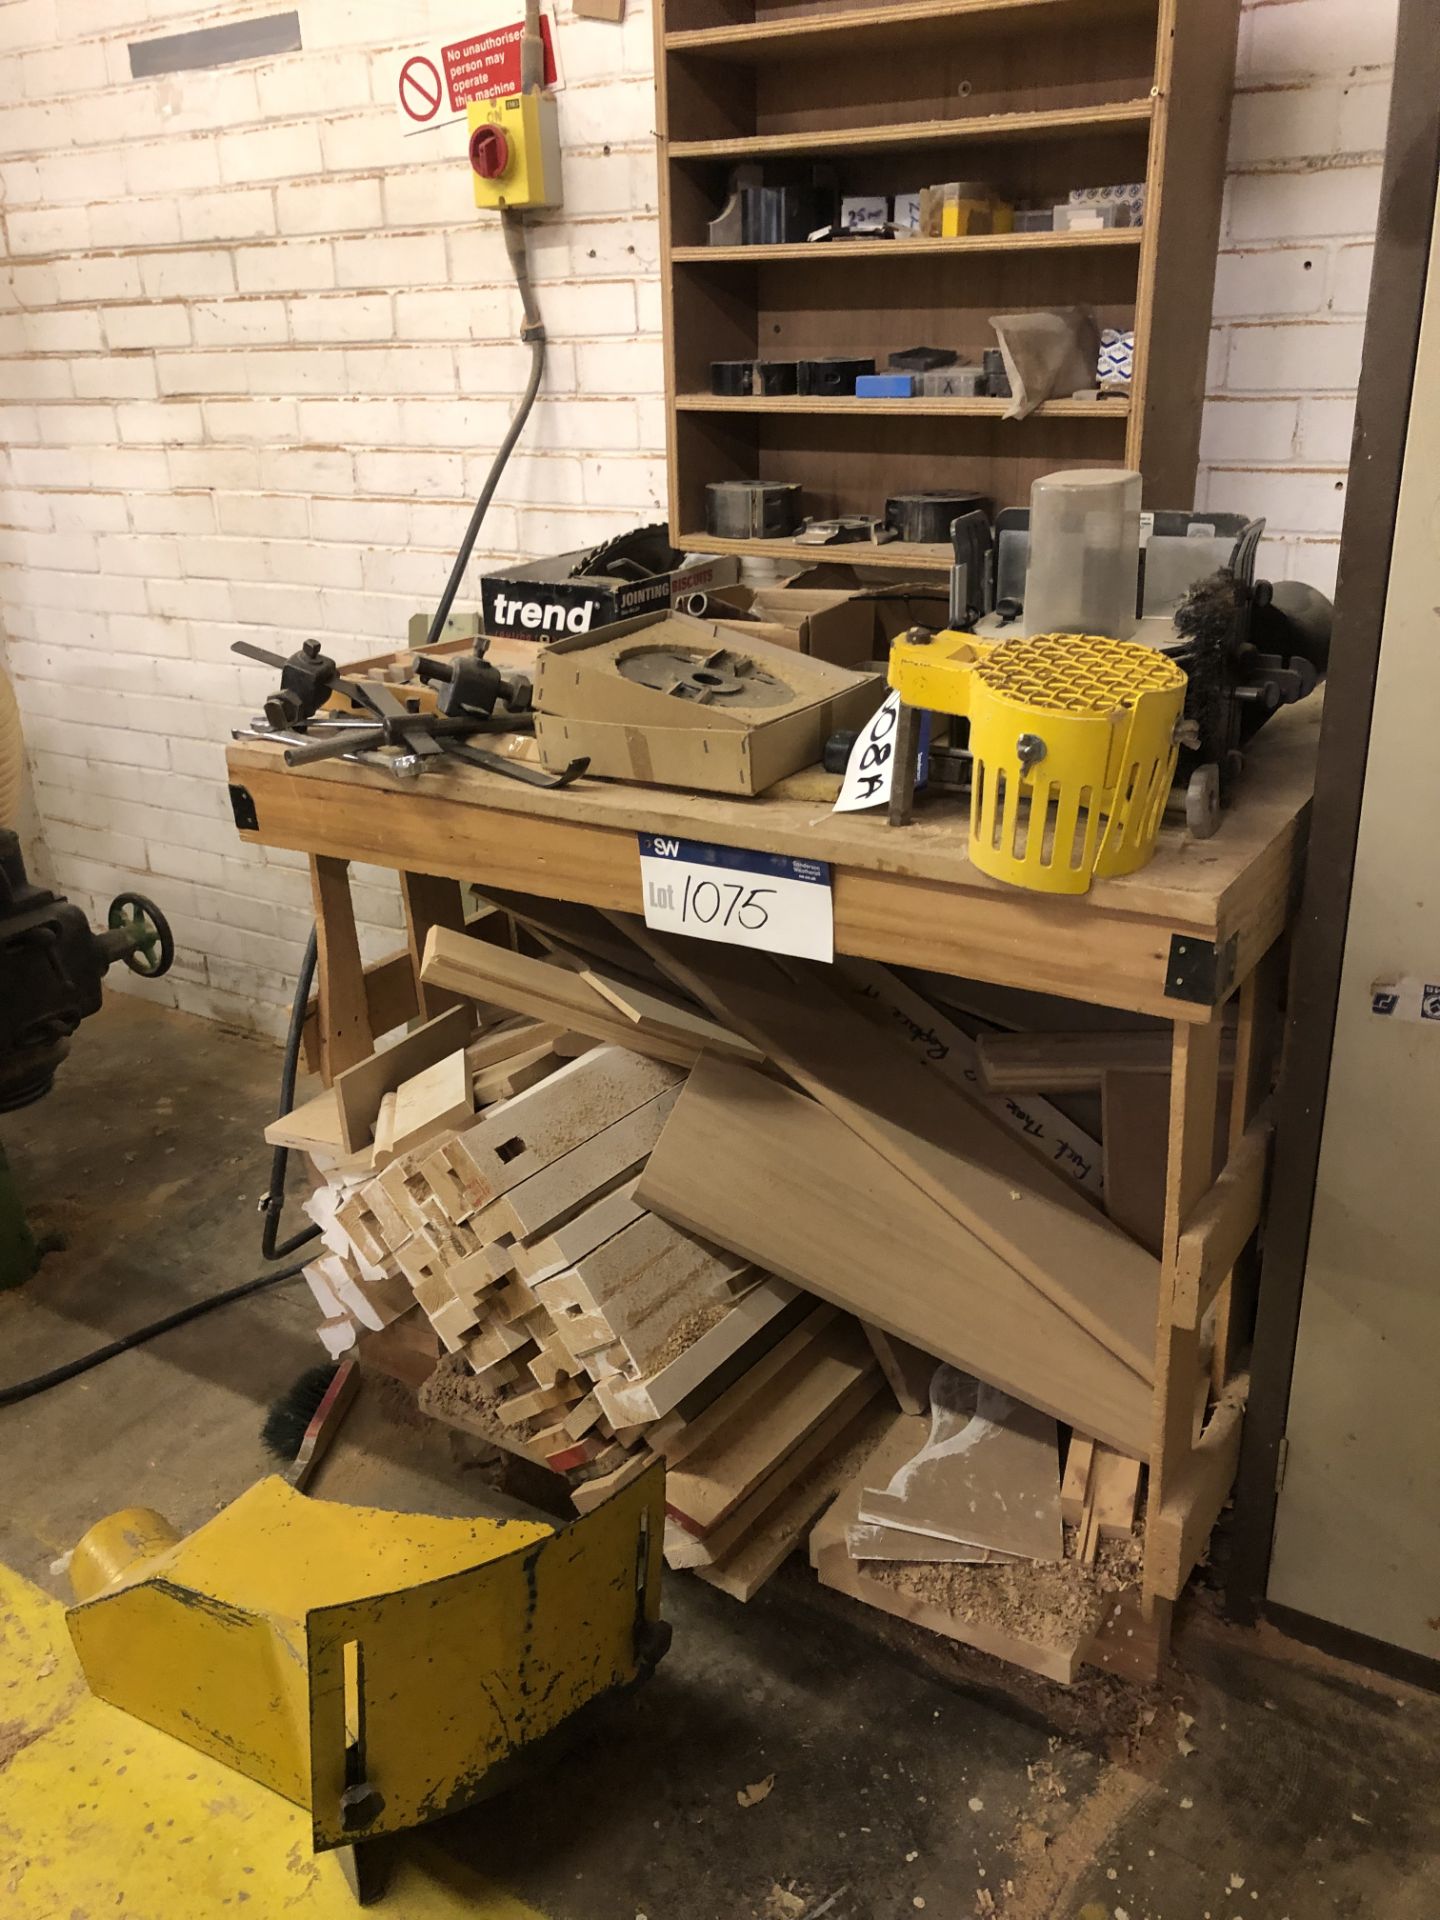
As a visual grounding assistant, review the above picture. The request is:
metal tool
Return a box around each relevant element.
[794,514,896,547]
[704,480,802,541]
[411,638,533,720]
[233,639,587,790]
[885,491,989,547]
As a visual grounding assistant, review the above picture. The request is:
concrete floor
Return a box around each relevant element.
[4,994,1439,1920]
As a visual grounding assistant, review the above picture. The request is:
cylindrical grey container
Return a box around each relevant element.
[1024,468,1142,638]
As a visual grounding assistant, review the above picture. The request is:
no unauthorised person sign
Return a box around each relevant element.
[390,6,564,136]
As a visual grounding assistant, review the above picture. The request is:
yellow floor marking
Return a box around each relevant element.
[0,1559,548,1917]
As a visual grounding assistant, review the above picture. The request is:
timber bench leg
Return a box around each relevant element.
[1139,950,1283,1665]
[400,872,470,1020]
[308,855,374,1086]
[1140,1016,1225,1655]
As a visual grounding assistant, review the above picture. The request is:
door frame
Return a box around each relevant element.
[1226,0,1440,1661]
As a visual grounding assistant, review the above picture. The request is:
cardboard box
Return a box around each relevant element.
[481,543,738,641]
[704,584,876,669]
[533,611,883,796]
[779,571,953,657]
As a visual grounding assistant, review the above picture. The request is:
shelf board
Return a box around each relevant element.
[677,393,1130,420]
[681,530,953,573]
[669,99,1154,163]
[665,0,1147,61]
[673,228,1146,265]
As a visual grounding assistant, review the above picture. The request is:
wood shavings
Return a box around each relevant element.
[866,1535,1133,1652]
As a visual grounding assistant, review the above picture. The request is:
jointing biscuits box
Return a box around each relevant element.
[533,611,884,796]
[481,546,738,641]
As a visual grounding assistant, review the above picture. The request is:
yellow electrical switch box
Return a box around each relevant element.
[468,92,562,210]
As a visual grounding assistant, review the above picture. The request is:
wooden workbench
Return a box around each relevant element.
[226,700,1319,1673]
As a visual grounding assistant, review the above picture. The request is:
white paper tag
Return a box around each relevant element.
[832,689,929,814]
[638,834,833,963]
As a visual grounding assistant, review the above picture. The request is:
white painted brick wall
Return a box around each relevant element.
[0,0,1398,1042]
[1197,0,1399,597]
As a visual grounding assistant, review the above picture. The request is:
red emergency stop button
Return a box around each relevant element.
[469,122,511,180]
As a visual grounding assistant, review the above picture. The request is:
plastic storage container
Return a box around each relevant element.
[1023,468,1142,639]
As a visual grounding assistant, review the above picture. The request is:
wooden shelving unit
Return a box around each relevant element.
[654,0,1241,572]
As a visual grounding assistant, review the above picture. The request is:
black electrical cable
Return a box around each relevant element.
[0,1260,309,1410]
[261,922,322,1262]
[424,233,546,650]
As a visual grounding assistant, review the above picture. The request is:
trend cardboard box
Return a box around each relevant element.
[533,611,884,796]
[702,584,875,669]
[481,543,738,641]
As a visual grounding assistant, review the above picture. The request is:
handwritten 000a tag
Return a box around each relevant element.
[832,690,927,813]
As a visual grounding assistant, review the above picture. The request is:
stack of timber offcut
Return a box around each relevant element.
[276,889,1166,1670]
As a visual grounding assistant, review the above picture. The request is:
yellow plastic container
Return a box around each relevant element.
[888,630,1186,895]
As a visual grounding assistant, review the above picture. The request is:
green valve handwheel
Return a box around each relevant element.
[105,893,175,979]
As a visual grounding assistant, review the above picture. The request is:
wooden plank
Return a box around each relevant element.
[569,1450,655,1516]
[1146,1374,1248,1600]
[390,1050,472,1157]
[675,230,1145,264]
[856,1369,1063,1561]
[465,1020,556,1073]
[541,1211,752,1380]
[595,1275,800,1427]
[1103,1068,1232,1258]
[420,1046,680,1222]
[400,871,471,1019]
[1061,1435,1096,1527]
[480,887,673,982]
[301,947,417,1074]
[666,1319,877,1533]
[979,1027,1235,1094]
[810,1417,1109,1686]
[673,1377,882,1571]
[837,959,1103,1197]
[333,1003,474,1154]
[846,1521,1012,1565]
[1093,1447,1142,1540]
[670,99,1154,161]
[644,1305,837,1465]
[636,1055,1153,1457]
[483,1088,680,1243]
[580,964,763,1064]
[1210,943,1282,1388]
[421,926,703,1067]
[862,1326,935,1416]
[1144,1017,1225,1610]
[513,1176,646,1279]
[308,854,372,1081]
[697,1403,895,1603]
[627,929,1158,1380]
[264,1084,344,1153]
[226,702,1318,1024]
[1173,1108,1273,1329]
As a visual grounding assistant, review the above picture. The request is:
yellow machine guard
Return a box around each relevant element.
[67,1467,667,1854]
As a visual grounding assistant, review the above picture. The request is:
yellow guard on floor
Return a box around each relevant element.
[64,1466,666,1854]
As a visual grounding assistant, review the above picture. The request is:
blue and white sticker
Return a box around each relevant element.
[1369,975,1440,1023]
[638,834,833,963]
